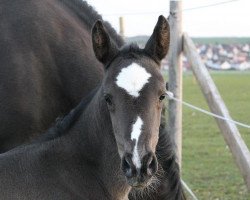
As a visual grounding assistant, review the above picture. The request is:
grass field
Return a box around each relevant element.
[175,71,250,199]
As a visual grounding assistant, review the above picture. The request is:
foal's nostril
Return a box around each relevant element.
[142,153,158,176]
[148,155,157,175]
[121,153,136,178]
[148,156,155,168]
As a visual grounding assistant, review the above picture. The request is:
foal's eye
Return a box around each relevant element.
[104,94,113,106]
[159,94,166,101]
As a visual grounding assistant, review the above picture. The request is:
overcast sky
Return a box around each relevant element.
[86,0,250,37]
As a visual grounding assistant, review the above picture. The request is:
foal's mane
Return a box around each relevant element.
[59,0,124,47]
[35,86,99,142]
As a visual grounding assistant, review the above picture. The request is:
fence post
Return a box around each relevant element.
[119,17,125,38]
[168,0,183,166]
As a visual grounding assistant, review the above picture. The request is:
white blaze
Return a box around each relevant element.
[131,116,143,168]
[116,63,151,97]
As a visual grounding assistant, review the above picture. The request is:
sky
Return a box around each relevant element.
[86,0,250,37]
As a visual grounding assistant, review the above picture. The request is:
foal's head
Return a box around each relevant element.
[92,15,170,188]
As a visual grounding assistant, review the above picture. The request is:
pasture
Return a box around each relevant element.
[177,71,250,199]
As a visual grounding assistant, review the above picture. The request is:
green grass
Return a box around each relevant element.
[178,71,250,199]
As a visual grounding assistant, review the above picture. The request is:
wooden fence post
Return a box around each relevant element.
[168,0,183,166]
[183,32,250,190]
[119,17,125,38]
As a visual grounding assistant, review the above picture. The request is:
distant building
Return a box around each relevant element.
[195,42,250,71]
[221,61,231,70]
[158,39,250,71]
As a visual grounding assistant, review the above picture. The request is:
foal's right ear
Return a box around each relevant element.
[144,15,170,64]
[92,20,118,67]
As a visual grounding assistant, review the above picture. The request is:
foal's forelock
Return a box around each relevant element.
[116,63,152,98]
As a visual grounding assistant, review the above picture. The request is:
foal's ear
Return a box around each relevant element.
[92,20,118,66]
[144,15,170,64]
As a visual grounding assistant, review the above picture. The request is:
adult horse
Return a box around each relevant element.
[0,0,115,151]
[0,17,176,200]
[0,0,185,199]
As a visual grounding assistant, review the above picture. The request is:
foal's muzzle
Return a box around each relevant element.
[121,152,158,188]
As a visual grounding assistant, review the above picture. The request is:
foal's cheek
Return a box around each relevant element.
[117,146,124,158]
[114,136,126,158]
[110,119,126,157]
[148,123,160,151]
[151,131,160,151]
[150,109,162,151]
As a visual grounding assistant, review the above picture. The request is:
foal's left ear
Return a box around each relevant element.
[144,15,170,64]
[92,20,118,66]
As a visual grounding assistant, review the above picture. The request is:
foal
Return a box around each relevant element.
[0,16,171,200]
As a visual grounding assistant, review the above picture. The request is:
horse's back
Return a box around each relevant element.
[0,0,103,152]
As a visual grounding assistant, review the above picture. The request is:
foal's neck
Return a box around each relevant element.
[70,88,131,199]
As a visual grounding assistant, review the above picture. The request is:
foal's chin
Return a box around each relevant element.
[127,178,152,190]
[124,172,156,190]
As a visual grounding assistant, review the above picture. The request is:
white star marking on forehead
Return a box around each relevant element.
[116,63,152,97]
[131,116,143,169]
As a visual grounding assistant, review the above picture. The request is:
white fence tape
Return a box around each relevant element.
[166,91,250,129]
